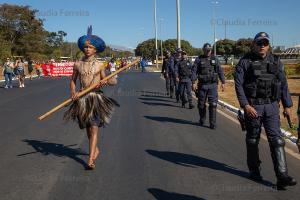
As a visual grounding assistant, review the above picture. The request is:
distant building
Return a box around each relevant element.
[274,45,300,59]
[272,46,286,51]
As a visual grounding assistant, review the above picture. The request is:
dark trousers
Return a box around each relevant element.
[164,76,170,94]
[197,84,218,125]
[179,79,192,105]
[169,73,179,100]
[245,103,288,178]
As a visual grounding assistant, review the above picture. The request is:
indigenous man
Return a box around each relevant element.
[64,26,118,170]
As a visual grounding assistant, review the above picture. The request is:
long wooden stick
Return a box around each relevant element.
[38,58,140,121]
[297,95,300,153]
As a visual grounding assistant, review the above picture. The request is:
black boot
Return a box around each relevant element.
[209,103,217,129]
[189,104,194,109]
[277,176,297,190]
[269,138,297,190]
[182,102,186,108]
[198,104,206,126]
[246,137,263,182]
[170,87,174,98]
[249,167,263,182]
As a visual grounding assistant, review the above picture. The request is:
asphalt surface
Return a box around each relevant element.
[0,71,300,200]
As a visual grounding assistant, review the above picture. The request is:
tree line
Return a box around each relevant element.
[135,38,256,60]
[0,4,133,63]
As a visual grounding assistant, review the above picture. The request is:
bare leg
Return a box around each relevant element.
[86,128,99,160]
[18,75,21,87]
[86,126,99,168]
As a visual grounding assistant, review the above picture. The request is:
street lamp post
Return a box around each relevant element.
[212,1,219,57]
[154,0,158,69]
[160,18,164,63]
[176,0,181,49]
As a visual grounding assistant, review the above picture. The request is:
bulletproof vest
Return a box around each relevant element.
[179,60,192,79]
[244,56,281,101]
[197,57,218,84]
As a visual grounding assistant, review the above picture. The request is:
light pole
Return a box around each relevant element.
[176,0,181,48]
[159,18,164,63]
[154,0,158,68]
[212,1,219,57]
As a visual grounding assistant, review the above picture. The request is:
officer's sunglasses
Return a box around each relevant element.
[256,40,269,47]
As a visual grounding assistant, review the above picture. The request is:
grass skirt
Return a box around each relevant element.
[63,91,119,129]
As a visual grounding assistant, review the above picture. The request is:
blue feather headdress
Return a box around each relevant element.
[78,26,106,53]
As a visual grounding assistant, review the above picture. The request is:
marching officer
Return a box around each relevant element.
[161,50,172,95]
[173,48,183,102]
[234,32,296,189]
[175,50,196,109]
[193,43,225,129]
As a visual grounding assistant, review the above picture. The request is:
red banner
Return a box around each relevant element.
[42,62,74,77]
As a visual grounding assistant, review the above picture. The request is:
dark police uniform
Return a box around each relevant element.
[194,55,225,129]
[165,55,177,99]
[173,53,182,102]
[162,56,171,95]
[175,57,196,108]
[235,51,296,188]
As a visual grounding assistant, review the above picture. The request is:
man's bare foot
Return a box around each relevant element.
[93,147,100,161]
[86,158,95,170]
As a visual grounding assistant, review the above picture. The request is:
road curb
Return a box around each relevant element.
[159,75,298,146]
[217,99,298,145]
[0,75,42,83]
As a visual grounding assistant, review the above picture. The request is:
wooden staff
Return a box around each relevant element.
[38,58,140,121]
[297,95,300,153]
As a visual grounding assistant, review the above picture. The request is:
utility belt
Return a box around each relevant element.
[248,98,276,105]
[198,73,218,84]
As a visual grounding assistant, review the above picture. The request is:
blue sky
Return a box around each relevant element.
[3,0,300,48]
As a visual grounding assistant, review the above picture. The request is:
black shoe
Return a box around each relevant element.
[170,95,173,99]
[249,171,263,182]
[199,120,204,126]
[189,104,194,109]
[176,99,179,103]
[209,124,216,129]
[182,103,186,108]
[277,176,297,190]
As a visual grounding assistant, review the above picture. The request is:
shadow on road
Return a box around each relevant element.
[138,90,168,95]
[142,102,179,107]
[144,116,198,126]
[141,94,171,99]
[290,92,300,96]
[148,188,205,200]
[18,139,88,168]
[138,90,170,99]
[139,97,173,103]
[146,150,274,188]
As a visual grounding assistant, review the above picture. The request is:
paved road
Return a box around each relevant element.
[0,71,299,200]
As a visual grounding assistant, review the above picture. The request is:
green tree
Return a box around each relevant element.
[163,39,195,55]
[136,38,201,59]
[234,38,253,57]
[135,39,156,59]
[0,4,47,58]
[216,39,236,56]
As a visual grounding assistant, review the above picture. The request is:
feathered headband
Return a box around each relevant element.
[77,26,106,53]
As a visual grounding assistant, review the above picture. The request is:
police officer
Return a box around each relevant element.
[193,43,225,129]
[234,32,296,189]
[165,50,177,99]
[173,48,183,102]
[161,50,172,95]
[175,50,195,109]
